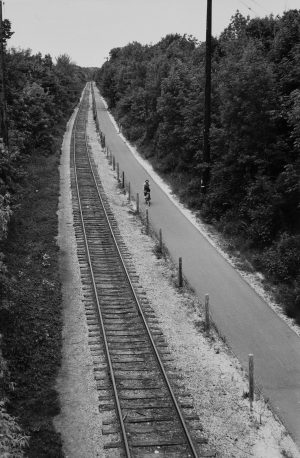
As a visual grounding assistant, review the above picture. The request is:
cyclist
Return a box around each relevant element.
[144,179,150,196]
[144,179,151,205]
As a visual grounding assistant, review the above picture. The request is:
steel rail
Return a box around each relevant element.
[75,82,199,457]
[72,83,131,458]
[90,82,199,458]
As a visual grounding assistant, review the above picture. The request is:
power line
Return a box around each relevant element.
[238,0,259,16]
[248,0,270,14]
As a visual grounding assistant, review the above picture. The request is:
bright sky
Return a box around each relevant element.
[3,0,300,67]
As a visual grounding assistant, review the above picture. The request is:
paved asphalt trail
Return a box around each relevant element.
[94,87,300,447]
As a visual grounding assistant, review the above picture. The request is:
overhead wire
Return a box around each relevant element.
[238,0,259,16]
[248,0,270,14]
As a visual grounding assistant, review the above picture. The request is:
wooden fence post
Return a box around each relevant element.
[128,182,131,201]
[122,171,125,189]
[116,162,119,182]
[136,193,139,214]
[249,354,254,411]
[178,257,183,287]
[205,294,210,335]
[146,209,149,235]
[159,228,163,253]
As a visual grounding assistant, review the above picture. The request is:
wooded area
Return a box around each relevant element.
[0,20,90,456]
[95,10,300,322]
[0,19,90,240]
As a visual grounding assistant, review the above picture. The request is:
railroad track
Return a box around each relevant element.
[70,83,215,457]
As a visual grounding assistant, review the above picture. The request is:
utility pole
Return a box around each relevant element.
[0,0,8,147]
[202,0,212,191]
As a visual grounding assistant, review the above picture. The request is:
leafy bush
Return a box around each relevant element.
[0,341,28,457]
[0,193,12,242]
[259,234,300,283]
[0,400,28,457]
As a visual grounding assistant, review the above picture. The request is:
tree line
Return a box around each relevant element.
[0,19,91,456]
[95,10,300,321]
[0,19,92,243]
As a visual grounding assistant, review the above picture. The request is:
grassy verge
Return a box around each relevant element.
[0,149,63,457]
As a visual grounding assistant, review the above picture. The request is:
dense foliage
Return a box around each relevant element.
[95,11,300,321]
[0,19,91,456]
[1,21,91,236]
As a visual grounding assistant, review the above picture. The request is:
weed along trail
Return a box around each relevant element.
[93,83,300,449]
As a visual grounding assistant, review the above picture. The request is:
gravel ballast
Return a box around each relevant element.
[54,107,104,458]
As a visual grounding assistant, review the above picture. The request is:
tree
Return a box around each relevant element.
[1,18,14,46]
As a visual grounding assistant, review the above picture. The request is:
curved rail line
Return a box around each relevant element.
[71,83,211,457]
